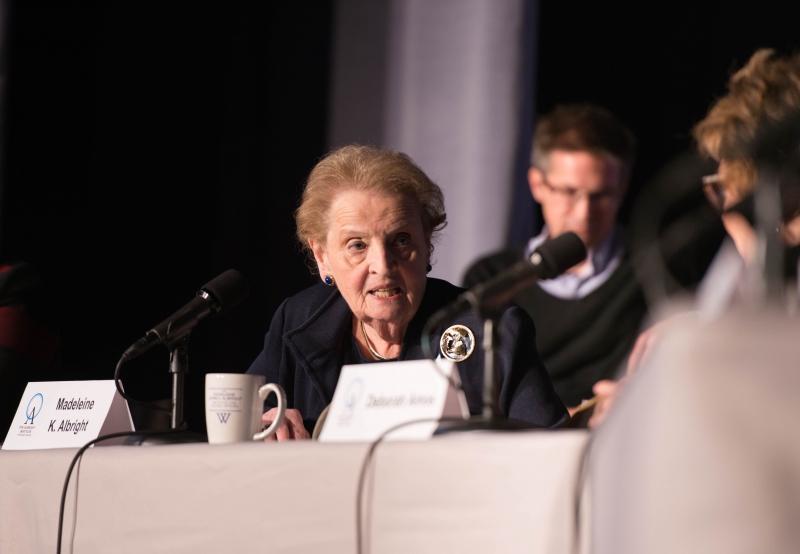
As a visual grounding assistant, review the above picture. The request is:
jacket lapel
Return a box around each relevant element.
[400,278,464,360]
[283,289,352,405]
[283,278,462,405]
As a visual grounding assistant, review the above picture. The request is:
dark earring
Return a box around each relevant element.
[324,275,335,286]
[426,264,432,274]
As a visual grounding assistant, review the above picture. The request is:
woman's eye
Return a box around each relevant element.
[348,241,366,251]
[395,235,411,247]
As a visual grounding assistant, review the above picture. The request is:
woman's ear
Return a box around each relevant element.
[309,239,330,280]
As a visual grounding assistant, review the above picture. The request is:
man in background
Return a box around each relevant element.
[463,104,647,411]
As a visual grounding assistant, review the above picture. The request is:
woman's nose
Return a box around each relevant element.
[368,244,396,274]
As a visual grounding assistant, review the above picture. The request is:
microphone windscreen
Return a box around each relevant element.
[201,269,249,313]
[532,232,587,279]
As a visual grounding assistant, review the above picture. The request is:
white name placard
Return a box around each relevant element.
[318,359,469,443]
[2,380,134,450]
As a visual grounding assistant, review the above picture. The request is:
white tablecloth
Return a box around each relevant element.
[1,430,588,553]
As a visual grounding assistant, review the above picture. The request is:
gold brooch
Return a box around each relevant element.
[439,325,475,362]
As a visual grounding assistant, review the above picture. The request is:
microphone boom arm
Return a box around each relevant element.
[421,232,587,422]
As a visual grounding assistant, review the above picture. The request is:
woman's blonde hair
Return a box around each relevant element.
[693,49,800,196]
[295,145,447,270]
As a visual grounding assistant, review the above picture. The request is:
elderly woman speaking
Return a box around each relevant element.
[246,145,567,439]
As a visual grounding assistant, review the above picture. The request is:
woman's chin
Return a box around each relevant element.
[363,298,412,324]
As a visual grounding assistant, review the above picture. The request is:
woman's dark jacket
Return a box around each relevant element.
[246,278,567,434]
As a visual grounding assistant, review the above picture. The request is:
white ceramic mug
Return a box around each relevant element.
[204,373,287,444]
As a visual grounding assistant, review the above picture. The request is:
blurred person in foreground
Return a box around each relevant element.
[246,145,567,440]
[590,49,800,428]
[463,105,648,414]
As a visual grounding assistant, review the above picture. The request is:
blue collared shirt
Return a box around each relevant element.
[524,225,626,300]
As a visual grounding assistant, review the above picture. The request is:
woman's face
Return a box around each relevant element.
[717,160,746,211]
[310,190,430,334]
[716,159,757,261]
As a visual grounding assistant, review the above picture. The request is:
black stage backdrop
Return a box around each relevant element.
[536,1,800,290]
[1,0,799,434]
[538,0,800,227]
[0,1,330,433]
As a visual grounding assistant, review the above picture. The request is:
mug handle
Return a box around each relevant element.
[252,383,287,441]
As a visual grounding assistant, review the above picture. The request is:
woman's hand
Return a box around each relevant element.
[589,314,695,429]
[261,408,310,442]
[587,379,622,429]
[627,313,697,375]
[587,322,663,428]
[626,321,666,376]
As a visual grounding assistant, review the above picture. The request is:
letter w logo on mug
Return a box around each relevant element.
[205,374,286,444]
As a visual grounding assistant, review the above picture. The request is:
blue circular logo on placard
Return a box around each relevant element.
[344,378,364,411]
[26,393,44,423]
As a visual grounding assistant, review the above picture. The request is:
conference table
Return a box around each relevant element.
[1,430,589,553]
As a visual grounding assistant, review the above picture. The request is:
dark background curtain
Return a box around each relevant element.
[1,0,798,434]
[0,1,331,432]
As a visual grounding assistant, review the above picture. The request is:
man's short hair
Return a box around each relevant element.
[531,104,636,182]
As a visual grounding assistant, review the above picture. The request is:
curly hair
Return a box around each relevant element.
[693,49,800,196]
[295,145,447,271]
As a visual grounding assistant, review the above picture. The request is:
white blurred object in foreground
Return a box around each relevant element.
[591,307,800,554]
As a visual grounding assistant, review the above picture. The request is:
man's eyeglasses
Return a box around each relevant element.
[540,176,620,208]
[702,173,727,213]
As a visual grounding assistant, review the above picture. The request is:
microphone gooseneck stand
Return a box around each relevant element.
[169,335,189,429]
[117,270,250,445]
[476,315,541,430]
[481,317,499,420]
[170,336,189,430]
[748,110,800,307]
[121,333,207,445]
[117,333,208,446]
[421,293,543,434]
[422,232,588,433]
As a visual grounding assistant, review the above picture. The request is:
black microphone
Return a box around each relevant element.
[462,231,586,316]
[440,231,586,320]
[122,269,249,360]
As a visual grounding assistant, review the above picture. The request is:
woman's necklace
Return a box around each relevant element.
[360,320,399,361]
